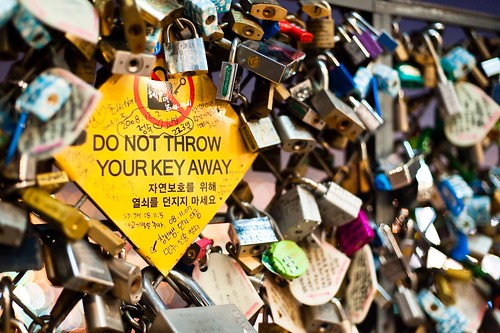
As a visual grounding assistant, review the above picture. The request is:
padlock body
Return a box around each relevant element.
[437,80,464,117]
[316,182,362,226]
[305,17,335,49]
[394,287,426,327]
[269,186,321,242]
[288,98,326,130]
[311,90,365,141]
[353,100,383,132]
[111,50,156,76]
[0,201,28,247]
[273,115,316,153]
[337,210,374,256]
[83,293,124,333]
[230,217,278,257]
[302,302,349,333]
[44,237,114,294]
[239,116,281,152]
[164,37,208,77]
[355,31,383,59]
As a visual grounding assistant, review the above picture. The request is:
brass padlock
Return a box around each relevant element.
[164,18,209,77]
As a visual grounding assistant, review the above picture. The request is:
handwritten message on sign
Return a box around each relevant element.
[55,73,256,275]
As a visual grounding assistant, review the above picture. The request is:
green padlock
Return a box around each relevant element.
[263,240,309,279]
[397,63,424,88]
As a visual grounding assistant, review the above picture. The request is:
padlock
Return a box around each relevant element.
[234,38,305,83]
[311,89,366,141]
[393,23,410,62]
[140,267,257,333]
[136,0,185,27]
[393,283,426,327]
[434,274,455,305]
[249,78,274,118]
[99,39,156,76]
[350,12,399,53]
[164,18,209,77]
[276,18,313,44]
[119,0,146,53]
[299,0,331,18]
[227,8,264,40]
[273,83,291,102]
[346,16,383,59]
[273,114,316,153]
[353,66,373,99]
[216,37,241,102]
[15,72,72,121]
[422,30,464,118]
[0,201,28,247]
[336,210,375,256]
[238,94,281,152]
[319,51,358,98]
[436,306,468,333]
[304,2,334,49]
[22,187,90,240]
[11,4,52,49]
[287,98,326,131]
[302,298,352,333]
[378,224,416,287]
[42,232,114,295]
[376,142,422,191]
[263,239,309,279]
[83,293,124,333]
[336,25,370,66]
[87,218,126,256]
[441,46,476,81]
[481,57,500,78]
[0,226,42,272]
[227,203,278,257]
[438,173,474,217]
[346,96,384,132]
[226,180,254,206]
[240,0,287,21]
[395,89,409,133]
[94,0,115,37]
[371,63,401,97]
[181,0,218,37]
[182,237,213,266]
[289,79,314,102]
[283,177,362,227]
[417,288,447,322]
[107,256,143,304]
[269,184,321,242]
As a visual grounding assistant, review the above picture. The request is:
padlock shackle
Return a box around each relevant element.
[166,269,215,307]
[1,277,12,333]
[422,32,447,82]
[350,12,378,36]
[141,266,168,319]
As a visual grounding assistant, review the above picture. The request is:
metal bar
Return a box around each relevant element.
[329,0,500,32]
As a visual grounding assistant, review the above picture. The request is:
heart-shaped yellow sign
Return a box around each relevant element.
[56,73,256,276]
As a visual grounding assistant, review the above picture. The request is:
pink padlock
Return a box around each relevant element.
[336,210,374,256]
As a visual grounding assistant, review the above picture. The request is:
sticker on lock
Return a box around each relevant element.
[55,71,257,276]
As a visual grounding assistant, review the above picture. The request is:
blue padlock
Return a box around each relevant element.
[449,231,469,262]
[417,289,447,322]
[436,306,468,333]
[12,5,51,49]
[463,196,491,226]
[372,63,401,97]
[441,46,476,81]
[261,20,280,40]
[438,174,474,217]
[181,0,218,36]
[209,0,232,13]
[15,73,72,121]
[353,66,373,99]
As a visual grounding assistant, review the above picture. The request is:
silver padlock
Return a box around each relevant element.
[43,233,114,295]
[423,30,463,118]
[287,98,327,131]
[0,201,28,247]
[273,114,316,153]
[310,60,365,141]
[83,293,124,333]
[379,141,422,190]
[228,203,279,257]
[99,39,156,76]
[216,37,241,102]
[164,18,208,77]
[289,79,315,102]
[235,38,305,83]
[393,284,426,327]
[346,96,383,132]
[269,185,321,242]
[237,94,281,152]
[140,267,257,333]
[107,256,143,304]
[302,298,352,333]
[315,181,362,227]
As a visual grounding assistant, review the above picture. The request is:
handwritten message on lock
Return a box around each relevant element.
[56,69,256,276]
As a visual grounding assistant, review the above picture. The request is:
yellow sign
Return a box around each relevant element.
[55,73,256,275]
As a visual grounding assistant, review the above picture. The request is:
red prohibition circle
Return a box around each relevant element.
[133,75,195,128]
